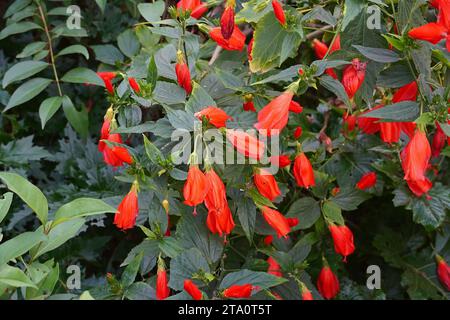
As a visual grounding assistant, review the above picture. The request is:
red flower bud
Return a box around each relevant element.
[286,217,299,227]
[356,172,377,190]
[436,256,450,291]
[270,155,291,168]
[175,54,193,95]
[300,283,313,300]
[97,72,117,94]
[432,123,447,158]
[128,77,140,93]
[261,206,291,238]
[177,0,208,19]
[289,100,303,113]
[220,5,235,40]
[317,266,339,299]
[294,126,303,139]
[156,264,170,300]
[271,0,286,26]
[293,153,315,188]
[184,279,203,300]
[223,284,253,298]
[264,235,274,246]
[343,112,357,132]
[254,168,281,202]
[329,224,355,261]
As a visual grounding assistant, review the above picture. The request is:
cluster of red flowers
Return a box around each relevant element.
[94,0,450,301]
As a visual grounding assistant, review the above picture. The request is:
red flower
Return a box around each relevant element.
[436,255,450,291]
[272,0,286,26]
[243,94,256,112]
[401,130,432,197]
[97,72,117,94]
[98,118,111,152]
[156,263,170,300]
[247,38,254,62]
[177,0,208,19]
[406,178,433,197]
[254,91,294,136]
[264,235,273,246]
[223,284,253,298]
[401,130,431,182]
[183,165,210,208]
[261,206,291,238]
[287,217,299,227]
[195,106,231,128]
[329,224,355,262]
[204,169,235,236]
[300,283,313,300]
[343,112,357,133]
[293,153,315,188]
[317,266,339,299]
[128,77,140,93]
[289,100,303,113]
[114,184,139,230]
[226,129,265,160]
[254,168,281,202]
[342,58,367,99]
[357,106,381,134]
[392,81,418,103]
[267,257,282,277]
[102,133,133,167]
[294,126,303,139]
[184,279,203,300]
[312,39,329,59]
[175,51,192,94]
[220,3,235,40]
[356,172,377,190]
[432,123,447,157]
[409,22,448,46]
[270,155,291,168]
[209,26,246,51]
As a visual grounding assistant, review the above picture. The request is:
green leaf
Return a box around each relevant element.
[0,22,41,40]
[353,45,401,63]
[411,184,449,229]
[61,68,104,86]
[143,135,164,165]
[322,200,344,225]
[250,13,302,73]
[0,230,46,267]
[33,218,85,259]
[0,265,37,289]
[236,197,256,244]
[95,0,107,13]
[287,197,321,229]
[251,65,301,86]
[91,44,124,65]
[342,0,365,30]
[158,237,183,258]
[39,96,63,129]
[4,78,52,111]
[219,269,286,290]
[124,282,156,300]
[167,110,198,131]
[360,101,419,122]
[153,81,186,105]
[185,82,216,113]
[53,198,116,227]
[4,0,32,18]
[177,211,223,264]
[57,45,89,60]
[169,248,210,291]
[2,61,49,88]
[319,75,351,107]
[0,172,48,224]
[302,6,337,26]
[377,63,415,88]
[62,96,89,139]
[138,2,165,23]
[0,192,13,224]
[147,55,158,93]
[117,29,140,58]
[331,188,371,211]
[121,252,143,287]
[16,41,47,59]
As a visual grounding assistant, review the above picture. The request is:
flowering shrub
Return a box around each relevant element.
[0,0,449,300]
